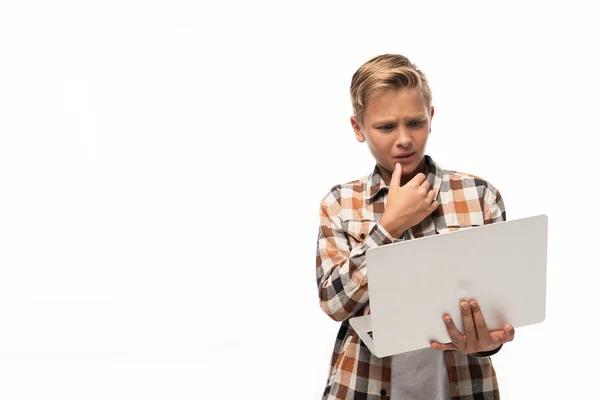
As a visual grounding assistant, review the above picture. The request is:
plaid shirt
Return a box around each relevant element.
[316,155,506,400]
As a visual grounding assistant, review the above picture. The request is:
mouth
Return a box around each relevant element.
[393,152,415,161]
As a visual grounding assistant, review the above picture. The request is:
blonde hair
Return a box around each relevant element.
[350,54,432,124]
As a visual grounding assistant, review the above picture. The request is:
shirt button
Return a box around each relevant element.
[380,389,387,396]
[360,233,366,239]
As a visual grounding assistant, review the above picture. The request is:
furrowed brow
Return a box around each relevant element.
[371,118,398,127]
[406,113,427,120]
[372,114,426,127]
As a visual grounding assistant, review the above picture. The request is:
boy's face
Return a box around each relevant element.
[351,87,434,185]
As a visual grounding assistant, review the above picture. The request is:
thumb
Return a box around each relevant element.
[390,163,402,187]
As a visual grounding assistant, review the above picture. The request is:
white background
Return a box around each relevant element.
[1,1,598,399]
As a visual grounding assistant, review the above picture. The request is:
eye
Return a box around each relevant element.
[378,124,395,132]
[408,120,425,128]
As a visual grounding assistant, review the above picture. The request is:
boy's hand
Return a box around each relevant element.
[430,299,515,354]
[379,162,439,238]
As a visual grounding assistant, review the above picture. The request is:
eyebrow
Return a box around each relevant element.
[371,114,427,127]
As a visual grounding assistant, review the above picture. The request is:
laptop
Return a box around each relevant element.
[349,214,548,358]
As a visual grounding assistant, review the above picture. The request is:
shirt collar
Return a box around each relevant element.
[366,155,444,203]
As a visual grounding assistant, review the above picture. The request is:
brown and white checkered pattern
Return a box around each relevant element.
[316,155,506,399]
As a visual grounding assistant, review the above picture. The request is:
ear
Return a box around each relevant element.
[429,106,435,133]
[350,116,366,143]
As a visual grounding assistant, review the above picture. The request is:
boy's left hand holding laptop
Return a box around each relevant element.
[430,299,516,355]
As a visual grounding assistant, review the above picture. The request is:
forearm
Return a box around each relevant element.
[317,222,399,321]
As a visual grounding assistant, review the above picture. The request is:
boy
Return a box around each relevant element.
[316,54,515,399]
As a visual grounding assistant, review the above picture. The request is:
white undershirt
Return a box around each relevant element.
[391,227,450,399]
[391,347,450,399]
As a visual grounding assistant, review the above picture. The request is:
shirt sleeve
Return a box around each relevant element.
[483,187,506,224]
[315,196,400,322]
[472,185,507,358]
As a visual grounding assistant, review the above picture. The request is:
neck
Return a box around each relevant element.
[401,158,429,186]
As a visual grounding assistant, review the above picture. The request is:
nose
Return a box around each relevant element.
[394,127,412,149]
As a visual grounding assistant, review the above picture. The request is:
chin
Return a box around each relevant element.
[389,159,416,171]
[399,165,417,175]
[389,155,423,174]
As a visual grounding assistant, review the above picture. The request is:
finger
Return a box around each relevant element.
[426,188,436,203]
[390,163,402,187]
[443,314,466,351]
[503,324,515,343]
[460,301,478,353]
[469,300,491,348]
[425,190,437,212]
[430,341,456,351]
[409,172,427,186]
[428,200,439,213]
[420,179,431,192]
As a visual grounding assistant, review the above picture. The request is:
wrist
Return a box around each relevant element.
[379,215,407,239]
[472,343,503,358]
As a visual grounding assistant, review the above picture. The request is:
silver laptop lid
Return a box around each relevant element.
[365,214,548,357]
